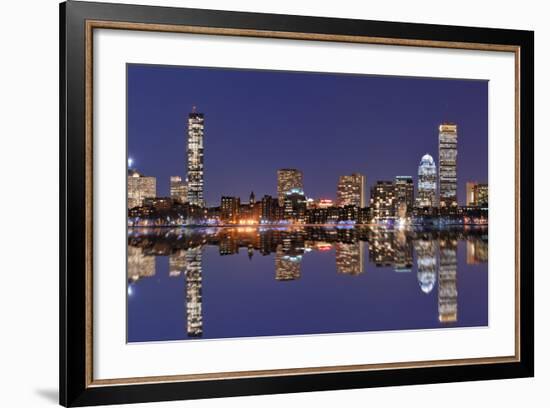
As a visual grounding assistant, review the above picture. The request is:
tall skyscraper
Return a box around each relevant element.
[438,123,458,208]
[337,173,366,207]
[370,181,395,220]
[277,169,303,206]
[394,176,414,215]
[187,108,205,207]
[416,154,437,208]
[170,176,188,204]
[127,168,156,209]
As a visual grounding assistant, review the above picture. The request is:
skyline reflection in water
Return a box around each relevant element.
[127,226,488,342]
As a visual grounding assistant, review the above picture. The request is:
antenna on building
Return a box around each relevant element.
[192,105,197,113]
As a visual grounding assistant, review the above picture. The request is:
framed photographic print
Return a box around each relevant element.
[60,1,534,406]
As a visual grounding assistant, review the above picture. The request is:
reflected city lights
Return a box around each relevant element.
[128,225,487,340]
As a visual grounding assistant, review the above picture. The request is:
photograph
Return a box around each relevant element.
[126,64,489,343]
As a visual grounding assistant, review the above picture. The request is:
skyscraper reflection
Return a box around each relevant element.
[335,241,365,275]
[275,238,303,281]
[393,230,413,272]
[466,236,489,264]
[169,249,187,277]
[414,238,437,294]
[185,246,203,337]
[128,226,488,338]
[438,238,458,323]
[127,245,156,282]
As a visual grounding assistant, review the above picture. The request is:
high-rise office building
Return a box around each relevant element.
[283,188,307,223]
[170,176,188,204]
[438,123,458,208]
[394,176,414,215]
[370,181,395,220]
[466,182,489,207]
[220,196,240,224]
[416,154,437,208]
[337,173,366,207]
[277,169,303,206]
[127,169,156,209]
[187,108,205,207]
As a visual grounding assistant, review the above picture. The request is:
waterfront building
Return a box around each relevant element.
[307,198,334,210]
[142,196,173,211]
[170,176,188,204]
[337,173,366,207]
[416,153,437,208]
[467,182,489,207]
[338,205,358,222]
[260,195,277,222]
[370,181,395,220]
[357,207,370,224]
[475,184,488,207]
[127,168,156,209]
[394,176,414,215]
[187,108,205,207]
[439,123,458,209]
[277,169,303,206]
[220,196,240,224]
[283,188,307,223]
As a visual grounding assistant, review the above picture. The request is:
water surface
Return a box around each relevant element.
[127,226,488,342]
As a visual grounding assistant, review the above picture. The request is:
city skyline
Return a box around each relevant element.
[128,64,488,207]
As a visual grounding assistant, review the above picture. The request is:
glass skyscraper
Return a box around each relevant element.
[438,123,458,209]
[416,154,437,208]
[277,169,303,206]
[337,173,366,208]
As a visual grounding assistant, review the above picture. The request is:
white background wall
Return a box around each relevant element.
[0,0,545,407]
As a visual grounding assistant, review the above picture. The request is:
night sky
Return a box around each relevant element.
[127,64,488,207]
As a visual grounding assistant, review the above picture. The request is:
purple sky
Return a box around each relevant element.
[127,64,488,207]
